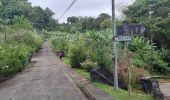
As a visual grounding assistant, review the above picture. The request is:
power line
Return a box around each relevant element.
[58,0,77,21]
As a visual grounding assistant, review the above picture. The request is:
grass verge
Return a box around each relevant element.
[74,68,90,80]
[62,57,154,100]
[63,57,70,65]
[94,82,154,100]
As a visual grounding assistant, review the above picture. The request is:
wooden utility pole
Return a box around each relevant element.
[112,0,118,90]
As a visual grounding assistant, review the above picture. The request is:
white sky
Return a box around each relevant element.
[28,0,134,23]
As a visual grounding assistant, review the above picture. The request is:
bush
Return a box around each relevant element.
[81,59,97,72]
[0,29,42,76]
[9,30,43,52]
[84,30,113,71]
[131,36,168,74]
[51,36,68,53]
[118,62,150,90]
[0,15,43,77]
[94,44,113,71]
[0,44,32,76]
[68,36,86,68]
[10,16,33,30]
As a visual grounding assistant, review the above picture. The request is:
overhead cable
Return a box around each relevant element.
[58,0,77,21]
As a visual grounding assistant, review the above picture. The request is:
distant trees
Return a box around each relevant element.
[96,13,111,25]
[60,13,112,32]
[123,0,170,48]
[100,19,112,29]
[81,17,96,31]
[0,0,58,31]
[10,16,33,30]
[67,16,79,24]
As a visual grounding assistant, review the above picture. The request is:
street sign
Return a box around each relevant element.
[117,24,146,35]
[114,35,132,42]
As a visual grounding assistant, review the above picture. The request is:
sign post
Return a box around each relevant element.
[114,35,132,42]
[114,24,146,95]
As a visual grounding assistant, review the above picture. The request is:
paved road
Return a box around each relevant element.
[160,83,170,100]
[0,42,87,100]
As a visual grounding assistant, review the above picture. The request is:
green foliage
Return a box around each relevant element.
[123,0,170,48]
[123,0,170,75]
[51,29,169,94]
[0,21,43,76]
[80,59,97,72]
[10,16,33,30]
[100,19,112,29]
[131,36,168,74]
[0,0,58,31]
[0,32,42,76]
[0,0,44,77]
[161,47,170,67]
[51,36,68,53]
[85,29,113,70]
[0,44,32,76]
[59,13,111,32]
[9,31,42,52]
[123,0,170,20]
[67,16,79,24]
[68,37,87,68]
[130,36,153,52]
[30,6,58,31]
[95,13,111,30]
[50,30,113,71]
[94,45,112,70]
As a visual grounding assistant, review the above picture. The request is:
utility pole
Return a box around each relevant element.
[112,0,118,90]
[3,0,8,43]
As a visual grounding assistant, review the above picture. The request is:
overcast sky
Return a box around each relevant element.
[28,0,134,23]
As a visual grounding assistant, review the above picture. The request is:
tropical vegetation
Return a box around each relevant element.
[50,0,170,99]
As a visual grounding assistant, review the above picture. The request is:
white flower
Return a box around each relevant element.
[4,65,9,68]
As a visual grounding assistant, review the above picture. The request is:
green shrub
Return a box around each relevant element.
[131,36,168,74]
[80,59,97,72]
[84,30,113,71]
[0,14,43,77]
[50,30,113,71]
[9,30,43,52]
[0,44,33,76]
[94,44,112,70]
[68,37,86,68]
[51,36,68,53]
[10,16,33,30]
[0,30,42,76]
[130,36,153,52]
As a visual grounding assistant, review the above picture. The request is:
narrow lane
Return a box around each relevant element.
[0,41,87,100]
